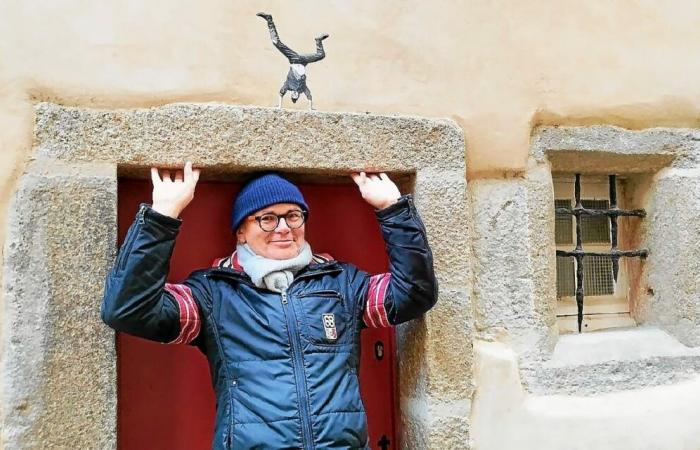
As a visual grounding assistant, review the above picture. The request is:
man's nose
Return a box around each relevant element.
[275,217,291,232]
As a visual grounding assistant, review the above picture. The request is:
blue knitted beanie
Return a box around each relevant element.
[231,172,309,231]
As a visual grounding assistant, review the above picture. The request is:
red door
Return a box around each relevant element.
[117,179,398,449]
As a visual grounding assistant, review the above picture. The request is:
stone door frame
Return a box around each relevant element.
[2,103,468,449]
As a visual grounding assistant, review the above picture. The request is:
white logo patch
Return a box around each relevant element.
[322,313,337,341]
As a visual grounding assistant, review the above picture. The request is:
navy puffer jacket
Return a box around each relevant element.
[102,195,437,449]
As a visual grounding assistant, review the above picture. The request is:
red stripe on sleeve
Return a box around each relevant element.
[363,273,392,328]
[363,277,379,328]
[375,274,391,327]
[164,283,201,344]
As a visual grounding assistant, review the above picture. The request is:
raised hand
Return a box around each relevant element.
[351,172,401,210]
[151,162,201,219]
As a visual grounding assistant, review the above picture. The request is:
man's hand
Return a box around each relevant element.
[151,162,201,219]
[351,172,401,210]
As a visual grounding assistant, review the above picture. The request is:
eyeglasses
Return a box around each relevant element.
[253,210,307,232]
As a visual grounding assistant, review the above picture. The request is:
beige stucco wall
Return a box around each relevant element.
[2,1,700,228]
[4,1,700,195]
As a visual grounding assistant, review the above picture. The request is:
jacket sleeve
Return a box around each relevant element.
[101,204,203,344]
[361,194,438,328]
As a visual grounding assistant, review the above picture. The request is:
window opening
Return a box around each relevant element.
[554,174,648,333]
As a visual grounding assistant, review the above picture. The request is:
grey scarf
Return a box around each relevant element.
[236,242,313,293]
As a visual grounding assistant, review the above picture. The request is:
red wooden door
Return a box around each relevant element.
[117,179,398,449]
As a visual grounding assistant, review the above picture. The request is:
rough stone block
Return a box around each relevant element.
[399,287,473,402]
[34,103,465,174]
[644,168,700,346]
[468,164,556,333]
[401,408,473,450]
[1,160,117,449]
[424,287,473,400]
[532,125,700,172]
[413,169,469,285]
[397,286,473,447]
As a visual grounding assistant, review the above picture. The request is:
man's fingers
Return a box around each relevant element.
[150,167,161,185]
[184,161,192,182]
[175,171,183,182]
[350,172,364,187]
[351,171,368,187]
[184,161,201,186]
[379,173,390,181]
[162,170,172,182]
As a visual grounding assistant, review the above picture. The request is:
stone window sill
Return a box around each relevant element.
[526,327,700,396]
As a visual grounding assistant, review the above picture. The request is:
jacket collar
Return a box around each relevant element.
[211,251,244,271]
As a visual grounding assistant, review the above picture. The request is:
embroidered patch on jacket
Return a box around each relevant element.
[322,313,337,341]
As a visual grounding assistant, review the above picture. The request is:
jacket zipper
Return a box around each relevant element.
[117,205,146,271]
[280,289,315,449]
[207,266,343,449]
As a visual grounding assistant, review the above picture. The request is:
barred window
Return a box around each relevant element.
[553,175,647,333]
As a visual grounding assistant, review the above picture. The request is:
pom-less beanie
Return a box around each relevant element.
[231,172,309,231]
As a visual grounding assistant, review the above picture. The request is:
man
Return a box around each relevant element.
[257,12,329,110]
[102,163,437,449]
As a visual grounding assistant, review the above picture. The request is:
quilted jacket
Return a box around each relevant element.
[102,194,437,449]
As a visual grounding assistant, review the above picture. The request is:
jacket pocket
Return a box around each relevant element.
[295,290,350,345]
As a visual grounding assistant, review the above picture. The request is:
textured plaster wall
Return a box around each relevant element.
[3,0,700,224]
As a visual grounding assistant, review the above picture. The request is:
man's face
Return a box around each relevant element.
[237,203,307,260]
[291,91,300,103]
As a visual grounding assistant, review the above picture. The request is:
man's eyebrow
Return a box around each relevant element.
[259,208,303,215]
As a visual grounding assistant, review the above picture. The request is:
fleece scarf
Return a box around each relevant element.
[236,242,313,293]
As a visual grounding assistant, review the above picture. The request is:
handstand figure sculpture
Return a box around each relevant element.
[257,13,329,110]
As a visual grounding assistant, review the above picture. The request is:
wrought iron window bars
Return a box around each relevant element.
[555,174,648,332]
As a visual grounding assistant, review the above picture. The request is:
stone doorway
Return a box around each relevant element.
[2,103,468,449]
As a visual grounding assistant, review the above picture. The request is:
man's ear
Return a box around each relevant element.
[236,226,246,244]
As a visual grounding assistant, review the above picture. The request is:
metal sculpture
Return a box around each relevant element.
[257,13,329,110]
